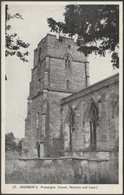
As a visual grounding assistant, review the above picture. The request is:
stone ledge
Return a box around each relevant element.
[29,88,73,100]
[18,157,109,162]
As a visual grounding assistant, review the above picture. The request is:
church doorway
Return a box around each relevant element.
[36,141,44,158]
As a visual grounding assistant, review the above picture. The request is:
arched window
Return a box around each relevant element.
[64,106,75,151]
[84,99,99,150]
[38,47,42,64]
[38,79,41,93]
[65,55,71,68]
[89,103,98,150]
[36,112,39,129]
[112,96,119,118]
[90,119,96,149]
[66,79,70,89]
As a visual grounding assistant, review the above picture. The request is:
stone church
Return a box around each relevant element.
[24,34,119,159]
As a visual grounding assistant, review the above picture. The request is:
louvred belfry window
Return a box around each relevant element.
[65,55,71,68]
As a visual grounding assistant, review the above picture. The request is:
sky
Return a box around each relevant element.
[4,2,119,138]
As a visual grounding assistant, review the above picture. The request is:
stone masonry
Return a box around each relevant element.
[24,34,119,161]
[24,34,119,183]
[61,74,119,153]
[24,34,90,157]
[60,73,119,183]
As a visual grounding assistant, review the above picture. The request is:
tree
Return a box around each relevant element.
[5,132,17,151]
[23,148,29,157]
[17,138,24,156]
[5,5,30,62]
[47,5,119,68]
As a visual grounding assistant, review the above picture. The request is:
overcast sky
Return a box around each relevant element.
[4,2,119,138]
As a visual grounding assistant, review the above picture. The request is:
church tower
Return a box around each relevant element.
[25,34,89,157]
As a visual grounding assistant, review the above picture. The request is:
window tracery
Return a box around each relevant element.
[65,54,72,68]
[84,99,99,150]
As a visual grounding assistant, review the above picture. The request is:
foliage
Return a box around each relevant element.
[5,132,17,151]
[6,160,75,184]
[16,138,28,156]
[17,139,23,156]
[5,5,30,62]
[47,5,119,68]
[5,132,25,156]
[23,148,29,157]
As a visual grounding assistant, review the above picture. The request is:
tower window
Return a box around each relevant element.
[38,48,42,63]
[65,55,71,68]
[66,79,70,89]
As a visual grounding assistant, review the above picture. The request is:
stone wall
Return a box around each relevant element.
[48,91,72,156]
[6,152,118,184]
[24,94,44,157]
[61,74,119,152]
[47,34,86,62]
[49,57,87,92]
